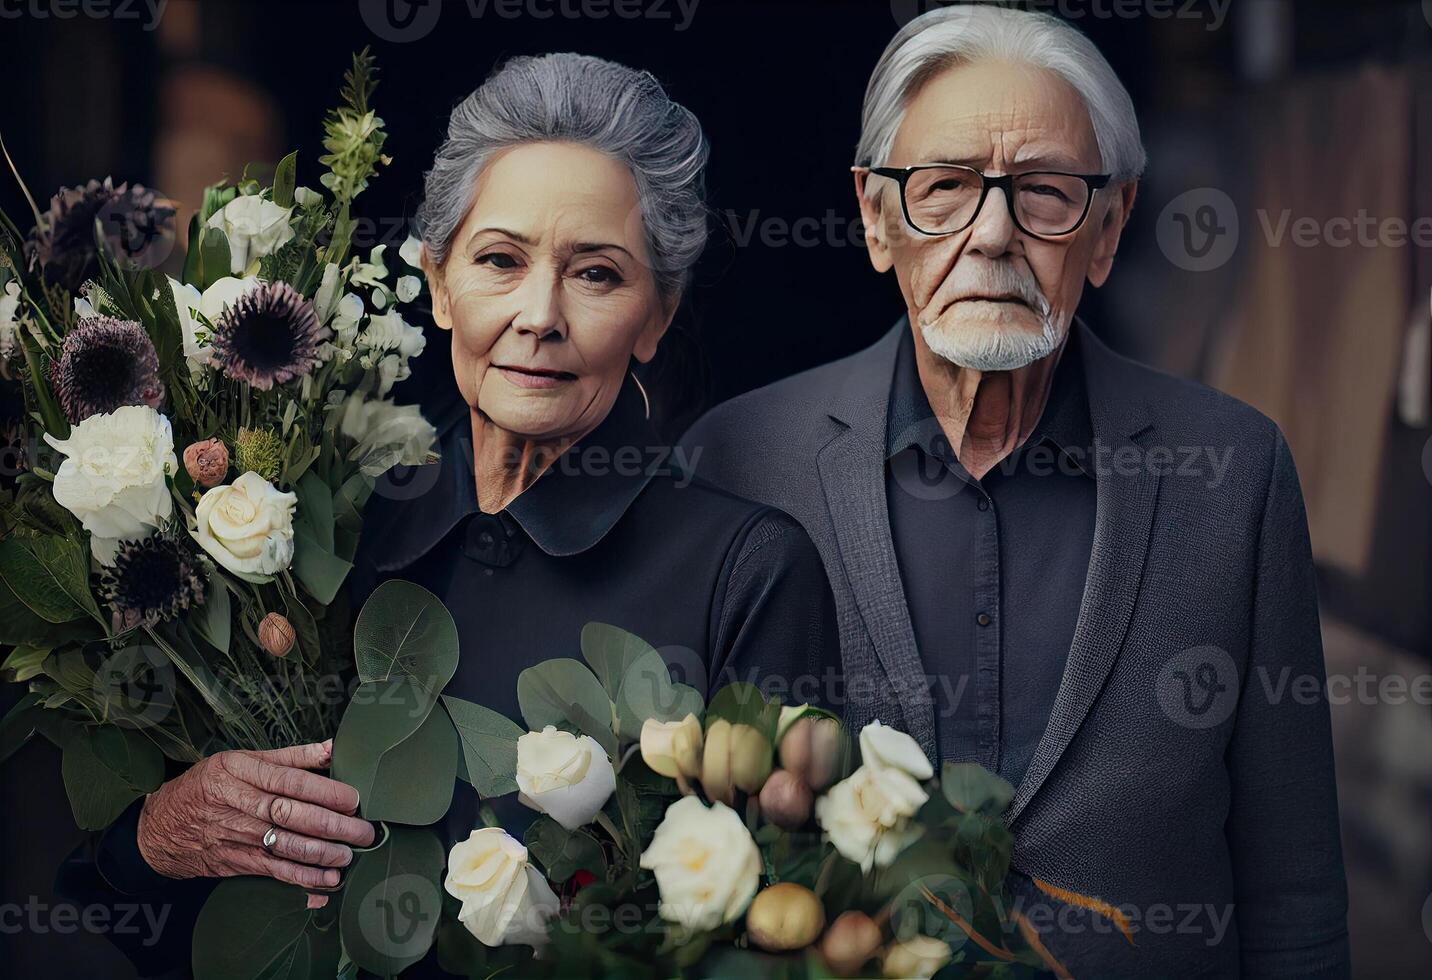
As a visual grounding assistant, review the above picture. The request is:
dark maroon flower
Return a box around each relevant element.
[50,316,165,423]
[210,281,328,390]
[102,533,207,627]
[26,178,176,291]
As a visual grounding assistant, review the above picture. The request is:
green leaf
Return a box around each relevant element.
[190,226,233,290]
[353,580,458,706]
[704,682,781,742]
[339,825,445,977]
[272,151,298,209]
[613,649,704,742]
[941,762,1015,817]
[581,622,655,702]
[517,658,616,752]
[282,590,322,666]
[0,534,104,626]
[331,677,434,814]
[0,692,44,764]
[364,701,458,825]
[294,471,336,553]
[193,877,332,980]
[442,694,523,798]
[192,572,231,655]
[1,644,48,682]
[61,725,165,830]
[291,526,352,606]
[523,815,606,883]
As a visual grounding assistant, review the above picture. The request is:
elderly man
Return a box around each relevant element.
[683,6,1348,977]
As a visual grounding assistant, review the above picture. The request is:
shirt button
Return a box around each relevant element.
[976,612,992,627]
[977,498,989,511]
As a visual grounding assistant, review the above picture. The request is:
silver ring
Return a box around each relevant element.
[262,826,279,850]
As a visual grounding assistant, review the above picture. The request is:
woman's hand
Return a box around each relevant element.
[136,739,375,893]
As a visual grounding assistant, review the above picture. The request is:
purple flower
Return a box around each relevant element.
[50,316,165,423]
[102,533,207,628]
[210,281,328,390]
[27,177,176,291]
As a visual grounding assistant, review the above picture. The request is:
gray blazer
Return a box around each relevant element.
[681,318,1349,977]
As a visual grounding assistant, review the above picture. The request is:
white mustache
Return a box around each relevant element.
[918,263,1050,326]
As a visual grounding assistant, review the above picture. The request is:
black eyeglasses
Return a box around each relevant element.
[865,164,1111,238]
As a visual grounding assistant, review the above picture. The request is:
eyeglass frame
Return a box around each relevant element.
[860,164,1112,239]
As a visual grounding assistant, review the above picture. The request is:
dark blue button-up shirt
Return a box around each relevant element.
[884,326,1096,786]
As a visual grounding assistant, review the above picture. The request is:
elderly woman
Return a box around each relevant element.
[86,53,839,966]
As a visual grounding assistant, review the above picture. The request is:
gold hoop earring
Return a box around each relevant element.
[630,371,651,420]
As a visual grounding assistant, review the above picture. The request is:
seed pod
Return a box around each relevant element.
[259,612,295,657]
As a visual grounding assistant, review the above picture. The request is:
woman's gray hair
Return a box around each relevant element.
[417,53,708,296]
[856,5,1146,198]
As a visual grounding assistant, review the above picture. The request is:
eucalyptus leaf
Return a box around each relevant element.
[517,658,616,751]
[704,682,781,742]
[295,471,336,553]
[61,725,164,830]
[192,877,333,980]
[442,695,523,798]
[292,527,352,606]
[523,815,606,883]
[364,700,458,825]
[353,580,458,705]
[581,622,655,702]
[331,676,434,815]
[338,825,445,977]
[614,649,704,741]
[192,572,231,655]
[941,762,1015,817]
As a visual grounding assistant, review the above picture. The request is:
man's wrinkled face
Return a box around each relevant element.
[858,58,1131,372]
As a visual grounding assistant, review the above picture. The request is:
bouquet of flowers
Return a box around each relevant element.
[0,50,436,833]
[191,581,1080,979]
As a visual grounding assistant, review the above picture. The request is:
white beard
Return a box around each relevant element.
[920,307,1064,371]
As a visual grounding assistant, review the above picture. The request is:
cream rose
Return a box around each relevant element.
[168,275,262,378]
[882,934,954,979]
[191,471,297,576]
[815,763,928,873]
[516,726,615,831]
[206,195,294,274]
[639,796,761,931]
[44,406,177,564]
[444,828,560,948]
[859,720,934,780]
[639,714,703,781]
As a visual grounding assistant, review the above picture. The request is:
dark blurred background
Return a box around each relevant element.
[1,0,1429,975]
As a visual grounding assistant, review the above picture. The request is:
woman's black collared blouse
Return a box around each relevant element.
[348,379,842,722]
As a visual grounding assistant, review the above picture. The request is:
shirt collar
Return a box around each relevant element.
[370,378,659,571]
[884,323,1094,477]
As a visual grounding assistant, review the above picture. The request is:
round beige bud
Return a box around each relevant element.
[259,612,295,657]
[745,882,825,952]
[819,910,884,977]
[758,769,813,829]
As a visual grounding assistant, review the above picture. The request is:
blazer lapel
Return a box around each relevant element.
[817,322,938,756]
[1006,320,1162,824]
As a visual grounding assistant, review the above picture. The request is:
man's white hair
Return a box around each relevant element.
[856,4,1147,197]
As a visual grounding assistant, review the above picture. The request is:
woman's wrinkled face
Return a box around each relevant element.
[428,141,673,441]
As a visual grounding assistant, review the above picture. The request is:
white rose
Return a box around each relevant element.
[44,406,176,565]
[859,720,934,780]
[444,828,559,948]
[191,471,297,576]
[169,275,262,378]
[0,279,21,360]
[515,726,616,831]
[882,935,953,979]
[339,396,437,473]
[206,195,295,274]
[639,796,761,931]
[639,714,703,781]
[815,764,928,872]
